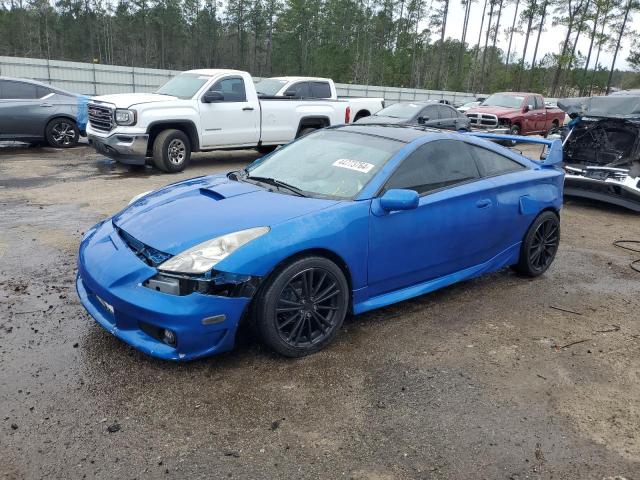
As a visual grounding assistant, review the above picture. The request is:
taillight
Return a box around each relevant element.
[345,106,351,123]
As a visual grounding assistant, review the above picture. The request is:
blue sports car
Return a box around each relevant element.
[77,125,564,360]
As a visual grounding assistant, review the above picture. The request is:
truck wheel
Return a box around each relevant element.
[545,120,560,138]
[297,127,317,138]
[257,145,277,154]
[45,118,79,148]
[152,129,191,173]
[508,124,521,146]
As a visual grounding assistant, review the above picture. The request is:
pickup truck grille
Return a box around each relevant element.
[88,104,114,132]
[466,113,499,128]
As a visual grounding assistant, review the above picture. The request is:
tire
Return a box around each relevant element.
[152,129,191,173]
[508,124,521,146]
[253,256,349,357]
[297,127,317,138]
[257,145,277,155]
[513,211,560,277]
[45,118,79,148]
[545,120,560,138]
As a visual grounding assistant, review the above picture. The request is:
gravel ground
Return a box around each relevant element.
[1,143,639,479]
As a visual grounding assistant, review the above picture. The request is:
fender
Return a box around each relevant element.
[146,120,200,151]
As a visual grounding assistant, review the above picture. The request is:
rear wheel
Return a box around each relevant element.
[45,118,79,148]
[297,127,317,138]
[513,211,560,277]
[152,129,191,173]
[253,256,349,357]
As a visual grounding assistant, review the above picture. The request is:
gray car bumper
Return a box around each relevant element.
[88,133,149,165]
[564,167,640,212]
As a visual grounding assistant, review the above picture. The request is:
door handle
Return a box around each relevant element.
[40,103,53,107]
[475,198,492,209]
[242,106,254,111]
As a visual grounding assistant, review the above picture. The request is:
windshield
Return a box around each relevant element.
[482,94,524,109]
[156,73,211,99]
[375,102,424,119]
[245,130,404,198]
[254,79,288,96]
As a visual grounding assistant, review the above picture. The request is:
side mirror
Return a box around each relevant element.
[283,90,297,97]
[379,189,419,212]
[202,91,224,103]
[417,116,429,124]
[523,104,533,112]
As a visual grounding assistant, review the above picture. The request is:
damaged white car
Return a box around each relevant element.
[557,95,640,212]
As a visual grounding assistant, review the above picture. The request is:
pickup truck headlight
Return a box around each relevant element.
[158,227,270,275]
[115,109,136,126]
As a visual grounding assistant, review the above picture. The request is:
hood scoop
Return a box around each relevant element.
[199,180,262,200]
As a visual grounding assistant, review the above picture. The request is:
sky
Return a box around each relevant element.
[437,1,639,71]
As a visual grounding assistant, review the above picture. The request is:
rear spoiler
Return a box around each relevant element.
[464,132,563,167]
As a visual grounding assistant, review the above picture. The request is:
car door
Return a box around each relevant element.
[367,139,503,298]
[199,76,260,148]
[416,105,439,126]
[522,95,538,133]
[533,95,547,132]
[435,105,459,130]
[0,80,55,139]
[467,142,534,246]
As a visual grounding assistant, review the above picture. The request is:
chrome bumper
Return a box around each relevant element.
[88,133,149,165]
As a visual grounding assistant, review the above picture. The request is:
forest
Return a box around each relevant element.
[1,0,639,96]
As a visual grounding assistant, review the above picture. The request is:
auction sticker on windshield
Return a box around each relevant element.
[332,158,375,173]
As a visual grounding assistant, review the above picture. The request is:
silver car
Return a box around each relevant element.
[0,76,86,148]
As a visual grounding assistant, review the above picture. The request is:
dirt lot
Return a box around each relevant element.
[1,143,639,479]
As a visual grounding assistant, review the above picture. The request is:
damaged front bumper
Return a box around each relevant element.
[76,220,260,360]
[564,166,640,212]
[88,132,149,165]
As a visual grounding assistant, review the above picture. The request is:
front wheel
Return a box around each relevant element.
[508,124,521,146]
[513,211,560,277]
[253,256,349,357]
[45,118,79,148]
[152,129,191,173]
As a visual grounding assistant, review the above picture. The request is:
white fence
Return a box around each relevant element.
[0,55,483,105]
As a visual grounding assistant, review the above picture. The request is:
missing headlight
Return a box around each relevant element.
[143,271,261,297]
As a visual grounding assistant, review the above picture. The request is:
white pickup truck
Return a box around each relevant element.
[86,69,350,172]
[254,76,384,122]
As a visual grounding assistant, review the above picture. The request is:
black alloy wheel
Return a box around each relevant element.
[514,211,560,277]
[46,118,79,148]
[253,256,349,357]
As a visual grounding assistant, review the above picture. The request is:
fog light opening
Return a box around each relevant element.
[162,329,176,346]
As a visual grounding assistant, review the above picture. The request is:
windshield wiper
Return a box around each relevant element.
[246,175,308,197]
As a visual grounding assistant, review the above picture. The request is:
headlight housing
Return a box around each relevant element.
[115,108,136,126]
[128,190,152,205]
[158,227,270,274]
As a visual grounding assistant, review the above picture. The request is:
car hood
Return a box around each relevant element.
[356,115,406,125]
[91,93,178,109]
[112,174,340,255]
[467,105,519,116]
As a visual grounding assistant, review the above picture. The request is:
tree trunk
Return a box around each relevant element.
[528,0,547,89]
[606,0,631,93]
[516,0,536,90]
[469,0,488,91]
[479,0,496,91]
[580,0,602,95]
[457,0,472,75]
[434,0,450,89]
[504,0,520,71]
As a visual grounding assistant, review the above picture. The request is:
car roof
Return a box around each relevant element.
[0,76,76,96]
[185,69,247,76]
[333,124,444,143]
[268,76,332,83]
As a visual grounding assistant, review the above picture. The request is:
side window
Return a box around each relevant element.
[534,96,544,109]
[438,105,456,119]
[420,105,438,121]
[310,81,331,98]
[209,77,246,102]
[385,140,480,195]
[37,86,53,98]
[0,80,38,99]
[469,144,526,177]
[287,82,311,98]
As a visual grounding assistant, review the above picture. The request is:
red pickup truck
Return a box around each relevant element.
[466,92,565,139]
